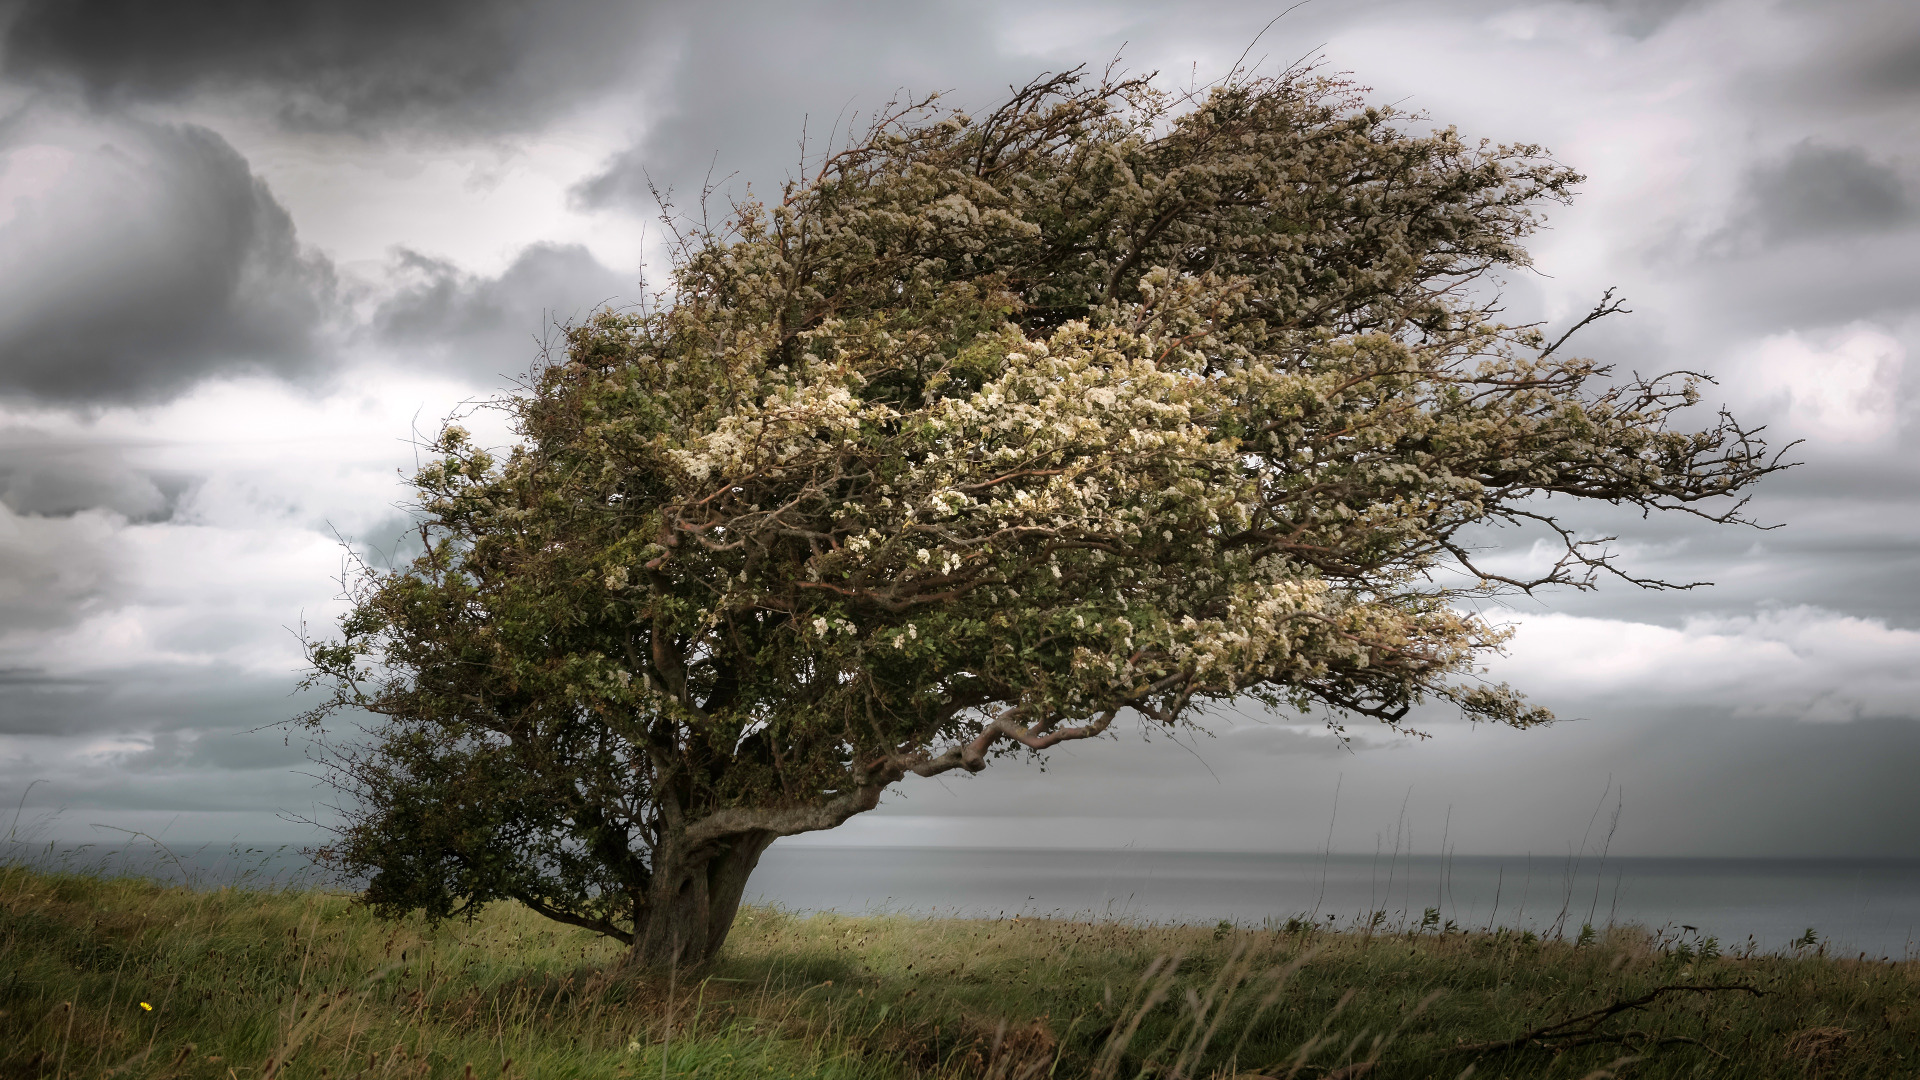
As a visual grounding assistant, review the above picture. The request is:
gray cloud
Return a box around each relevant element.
[371,243,636,384]
[0,0,654,134]
[2,0,1917,864]
[0,434,193,520]
[1445,472,1920,629]
[1755,1,1920,114]
[1688,237,1920,331]
[868,704,1920,857]
[1568,0,1707,38]
[0,504,119,635]
[0,109,336,404]
[1,455,174,520]
[570,1,1040,212]
[1456,710,1920,858]
[1679,144,1916,334]
[1218,724,1396,757]
[1743,141,1912,243]
[0,663,305,738]
[110,726,310,773]
[1853,34,1920,97]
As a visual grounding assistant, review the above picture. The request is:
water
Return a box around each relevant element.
[749,846,1920,959]
[2,839,325,890]
[12,838,1916,958]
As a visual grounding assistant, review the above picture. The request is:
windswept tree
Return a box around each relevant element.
[302,66,1787,968]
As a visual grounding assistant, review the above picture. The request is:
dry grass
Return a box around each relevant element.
[3,863,1918,1080]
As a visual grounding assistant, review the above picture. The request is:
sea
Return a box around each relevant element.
[12,840,1917,958]
[745,846,1920,959]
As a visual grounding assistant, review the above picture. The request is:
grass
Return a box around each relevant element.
[2,860,1918,1080]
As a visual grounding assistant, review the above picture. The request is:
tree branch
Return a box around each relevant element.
[1454,983,1764,1056]
[510,892,635,946]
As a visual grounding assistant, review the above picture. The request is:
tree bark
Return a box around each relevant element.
[630,829,775,969]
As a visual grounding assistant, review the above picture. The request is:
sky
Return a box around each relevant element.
[1,0,1917,861]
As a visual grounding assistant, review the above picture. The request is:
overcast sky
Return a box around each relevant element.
[2,0,1917,861]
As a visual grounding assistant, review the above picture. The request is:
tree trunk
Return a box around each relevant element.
[630,829,775,969]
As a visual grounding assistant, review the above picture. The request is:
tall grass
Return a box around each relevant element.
[3,860,1916,1080]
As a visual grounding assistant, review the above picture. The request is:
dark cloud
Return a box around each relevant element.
[0,0,654,134]
[1,458,170,520]
[1544,713,1920,857]
[1688,240,1920,331]
[1744,141,1912,243]
[568,145,662,215]
[110,727,309,773]
[1,762,320,816]
[0,437,192,520]
[0,663,304,737]
[1760,2,1920,111]
[0,110,336,404]
[876,703,1920,857]
[0,0,1915,864]
[0,503,120,634]
[371,243,635,384]
[1219,724,1393,757]
[1448,471,1920,629]
[1853,34,1920,96]
[570,1,1038,212]
[1568,0,1706,39]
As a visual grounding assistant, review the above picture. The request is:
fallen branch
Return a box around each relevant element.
[1454,983,1764,1057]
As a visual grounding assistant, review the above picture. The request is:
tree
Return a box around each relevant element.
[301,65,1787,968]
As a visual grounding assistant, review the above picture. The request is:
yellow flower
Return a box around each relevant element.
[140,1002,152,1011]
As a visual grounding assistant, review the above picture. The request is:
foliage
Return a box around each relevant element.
[300,64,1786,963]
[4,864,1915,1080]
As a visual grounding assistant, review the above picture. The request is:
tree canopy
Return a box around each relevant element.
[302,66,1787,967]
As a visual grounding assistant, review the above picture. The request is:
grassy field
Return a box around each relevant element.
[2,861,1916,1080]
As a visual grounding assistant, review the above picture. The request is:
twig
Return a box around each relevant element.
[1539,287,1630,359]
[1454,983,1763,1056]
[89,824,192,885]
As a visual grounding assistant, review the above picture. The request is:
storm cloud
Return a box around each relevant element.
[0,438,187,521]
[1742,141,1912,244]
[0,109,335,404]
[0,0,655,134]
[570,0,1048,212]
[1,0,1918,860]
[0,663,297,740]
[372,243,636,384]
